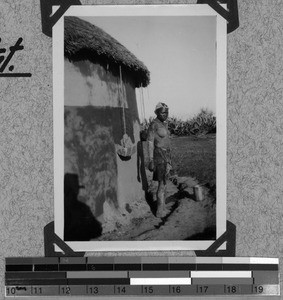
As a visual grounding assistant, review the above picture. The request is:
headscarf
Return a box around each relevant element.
[154,102,168,113]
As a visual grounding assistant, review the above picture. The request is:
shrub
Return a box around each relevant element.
[141,108,216,137]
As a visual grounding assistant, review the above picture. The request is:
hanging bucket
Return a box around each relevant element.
[116,133,137,158]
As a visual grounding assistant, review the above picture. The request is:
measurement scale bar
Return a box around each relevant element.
[5,256,280,297]
[191,271,252,278]
[66,271,127,278]
[130,278,192,285]
[129,271,190,277]
[192,278,254,284]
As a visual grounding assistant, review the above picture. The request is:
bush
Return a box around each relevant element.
[141,108,216,137]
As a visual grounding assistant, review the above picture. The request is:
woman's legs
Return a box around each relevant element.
[156,181,166,218]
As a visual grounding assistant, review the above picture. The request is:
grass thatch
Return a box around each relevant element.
[64,16,150,87]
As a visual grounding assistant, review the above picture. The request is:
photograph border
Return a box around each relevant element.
[53,4,227,252]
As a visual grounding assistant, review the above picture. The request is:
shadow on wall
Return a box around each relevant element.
[137,140,148,192]
[65,106,133,217]
[64,173,102,241]
[137,132,158,215]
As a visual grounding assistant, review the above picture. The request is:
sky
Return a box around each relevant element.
[83,16,216,121]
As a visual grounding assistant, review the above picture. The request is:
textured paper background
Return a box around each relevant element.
[0,0,282,299]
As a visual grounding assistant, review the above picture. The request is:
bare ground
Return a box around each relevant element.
[95,135,216,241]
[97,175,216,241]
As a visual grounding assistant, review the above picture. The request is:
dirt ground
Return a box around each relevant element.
[96,135,216,241]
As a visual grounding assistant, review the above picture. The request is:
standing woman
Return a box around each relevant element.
[147,102,172,218]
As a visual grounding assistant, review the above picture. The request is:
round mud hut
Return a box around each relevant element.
[64,16,150,238]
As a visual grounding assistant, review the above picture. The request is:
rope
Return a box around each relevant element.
[138,86,146,124]
[146,87,150,122]
[141,87,145,123]
[115,66,137,157]
[119,66,127,142]
[138,86,144,124]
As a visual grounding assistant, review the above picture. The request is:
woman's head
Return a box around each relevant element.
[155,102,169,122]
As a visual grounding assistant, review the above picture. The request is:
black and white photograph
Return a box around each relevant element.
[53,5,227,251]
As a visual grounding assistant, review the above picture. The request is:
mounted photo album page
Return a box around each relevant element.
[53,4,227,251]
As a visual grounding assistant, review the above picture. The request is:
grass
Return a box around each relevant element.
[171,134,216,189]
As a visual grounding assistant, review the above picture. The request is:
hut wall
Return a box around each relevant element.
[64,59,146,233]
[65,60,127,107]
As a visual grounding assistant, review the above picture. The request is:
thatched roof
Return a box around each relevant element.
[64,16,150,87]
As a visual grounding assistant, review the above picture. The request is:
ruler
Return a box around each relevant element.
[5,257,280,297]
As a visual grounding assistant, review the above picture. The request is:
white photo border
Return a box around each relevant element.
[53,4,227,252]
